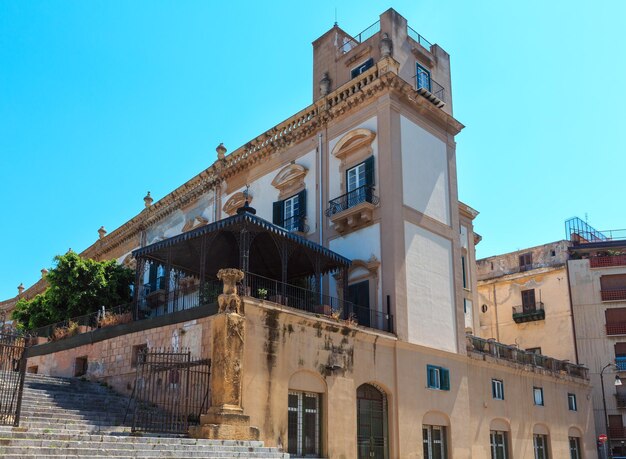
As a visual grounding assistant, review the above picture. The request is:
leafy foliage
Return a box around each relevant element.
[11,252,134,330]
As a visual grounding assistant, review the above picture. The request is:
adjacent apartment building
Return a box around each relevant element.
[6,10,594,459]
[477,217,626,458]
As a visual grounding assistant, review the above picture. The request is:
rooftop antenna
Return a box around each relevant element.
[334,7,338,26]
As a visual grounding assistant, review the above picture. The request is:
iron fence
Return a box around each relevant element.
[325,185,379,218]
[0,332,28,426]
[129,348,210,434]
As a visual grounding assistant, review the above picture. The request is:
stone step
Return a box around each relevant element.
[0,448,287,458]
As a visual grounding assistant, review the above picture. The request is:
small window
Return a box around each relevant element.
[416,63,431,91]
[519,252,533,271]
[568,393,577,411]
[492,379,504,400]
[533,387,544,406]
[423,425,447,459]
[550,250,556,257]
[427,365,450,391]
[569,436,581,459]
[461,256,468,289]
[132,344,148,367]
[351,58,374,78]
[481,304,488,313]
[527,347,542,355]
[533,434,549,459]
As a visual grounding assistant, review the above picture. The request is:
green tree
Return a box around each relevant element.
[11,252,134,329]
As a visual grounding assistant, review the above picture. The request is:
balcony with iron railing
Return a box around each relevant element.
[512,302,545,324]
[325,185,379,234]
[609,426,626,438]
[414,71,446,108]
[602,289,626,302]
[617,356,626,372]
[466,335,589,380]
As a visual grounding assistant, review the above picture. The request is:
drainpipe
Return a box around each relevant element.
[493,284,500,342]
[565,260,580,364]
[318,132,324,247]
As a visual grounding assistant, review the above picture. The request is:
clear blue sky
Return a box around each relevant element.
[1,1,625,300]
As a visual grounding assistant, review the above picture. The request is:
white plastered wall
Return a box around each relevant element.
[329,223,382,312]
[400,115,450,226]
[404,221,457,352]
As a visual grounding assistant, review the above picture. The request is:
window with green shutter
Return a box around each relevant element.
[273,189,307,232]
[427,365,450,391]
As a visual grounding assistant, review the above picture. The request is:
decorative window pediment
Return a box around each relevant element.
[223,191,252,216]
[271,164,308,199]
[331,128,376,162]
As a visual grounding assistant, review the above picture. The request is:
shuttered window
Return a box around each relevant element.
[273,189,307,232]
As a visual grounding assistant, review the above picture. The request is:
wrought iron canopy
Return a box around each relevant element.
[132,212,350,281]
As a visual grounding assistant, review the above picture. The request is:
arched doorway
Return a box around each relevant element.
[356,383,388,459]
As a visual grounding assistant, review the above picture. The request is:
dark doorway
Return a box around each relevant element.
[356,383,388,459]
[348,280,370,327]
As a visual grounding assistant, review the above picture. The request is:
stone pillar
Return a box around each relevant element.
[189,268,259,441]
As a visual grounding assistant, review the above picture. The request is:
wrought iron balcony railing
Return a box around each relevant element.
[325,185,379,218]
[512,302,545,323]
[414,73,446,105]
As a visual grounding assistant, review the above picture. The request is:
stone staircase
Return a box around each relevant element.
[0,373,288,458]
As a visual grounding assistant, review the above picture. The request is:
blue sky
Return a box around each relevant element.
[1,1,625,300]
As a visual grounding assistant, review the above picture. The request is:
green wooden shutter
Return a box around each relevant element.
[273,200,284,226]
[297,189,307,232]
[440,368,450,390]
[365,156,375,186]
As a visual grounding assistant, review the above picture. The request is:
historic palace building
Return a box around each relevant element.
[5,9,595,459]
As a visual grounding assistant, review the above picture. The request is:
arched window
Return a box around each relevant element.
[356,383,388,459]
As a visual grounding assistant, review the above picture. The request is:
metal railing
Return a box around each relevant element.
[29,303,133,340]
[616,394,626,409]
[242,271,393,333]
[512,302,545,323]
[591,254,626,268]
[466,335,589,380]
[339,20,380,53]
[325,185,379,218]
[616,357,626,371]
[565,217,608,243]
[601,289,626,302]
[414,73,446,103]
[407,25,432,50]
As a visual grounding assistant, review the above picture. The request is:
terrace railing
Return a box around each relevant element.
[325,185,379,218]
[339,20,380,53]
[590,254,626,269]
[407,25,432,50]
[467,335,589,380]
[242,271,392,333]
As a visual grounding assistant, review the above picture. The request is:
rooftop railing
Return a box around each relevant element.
[407,25,432,50]
[467,335,589,380]
[339,20,380,53]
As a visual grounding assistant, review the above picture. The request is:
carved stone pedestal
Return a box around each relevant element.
[189,269,259,441]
